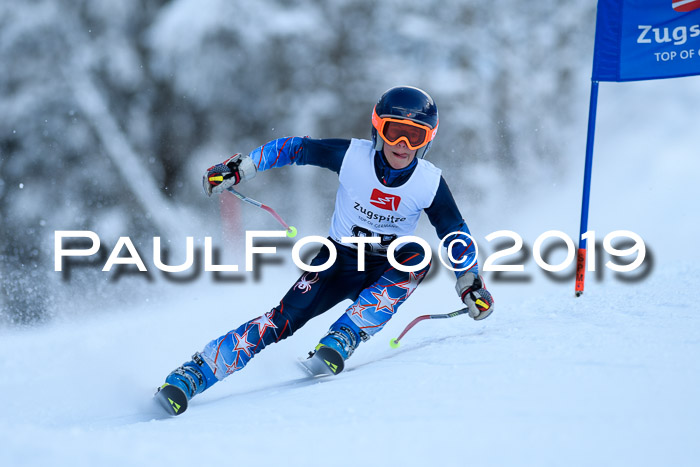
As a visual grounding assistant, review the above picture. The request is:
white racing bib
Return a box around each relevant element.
[329,139,441,254]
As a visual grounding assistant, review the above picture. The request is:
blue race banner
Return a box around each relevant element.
[593,0,700,81]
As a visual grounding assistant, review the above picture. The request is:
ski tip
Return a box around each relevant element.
[389,338,400,349]
[154,384,189,416]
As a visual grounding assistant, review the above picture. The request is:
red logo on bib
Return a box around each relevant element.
[370,189,401,211]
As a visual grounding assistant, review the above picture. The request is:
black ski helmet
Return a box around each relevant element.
[371,86,439,159]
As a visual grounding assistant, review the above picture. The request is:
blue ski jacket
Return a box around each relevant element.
[246,136,478,277]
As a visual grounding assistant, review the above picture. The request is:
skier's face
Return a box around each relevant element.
[383,140,417,169]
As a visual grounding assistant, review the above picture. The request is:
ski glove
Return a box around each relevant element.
[203,153,257,197]
[455,272,494,320]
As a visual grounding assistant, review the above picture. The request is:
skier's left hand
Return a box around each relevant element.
[455,272,494,320]
[203,153,257,197]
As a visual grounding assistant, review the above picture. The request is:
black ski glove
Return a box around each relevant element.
[455,272,494,320]
[203,153,257,197]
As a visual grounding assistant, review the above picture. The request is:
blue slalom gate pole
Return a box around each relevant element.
[575,80,600,297]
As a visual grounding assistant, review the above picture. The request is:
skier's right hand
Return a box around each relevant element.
[203,153,257,197]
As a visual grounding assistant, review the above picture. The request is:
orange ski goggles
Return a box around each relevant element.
[372,107,438,150]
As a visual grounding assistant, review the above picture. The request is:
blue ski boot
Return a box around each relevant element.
[155,352,218,416]
[302,315,362,376]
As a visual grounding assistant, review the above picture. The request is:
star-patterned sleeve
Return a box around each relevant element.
[425,176,479,278]
[247,137,350,174]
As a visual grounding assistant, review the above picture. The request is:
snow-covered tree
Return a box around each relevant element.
[0,0,596,323]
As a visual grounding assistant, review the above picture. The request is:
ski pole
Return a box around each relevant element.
[226,187,297,238]
[389,307,468,348]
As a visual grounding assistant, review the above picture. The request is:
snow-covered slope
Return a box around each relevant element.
[2,267,699,467]
[2,78,700,467]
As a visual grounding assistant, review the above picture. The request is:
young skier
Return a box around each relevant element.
[156,86,494,413]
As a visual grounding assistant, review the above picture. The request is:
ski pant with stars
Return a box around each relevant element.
[199,239,431,381]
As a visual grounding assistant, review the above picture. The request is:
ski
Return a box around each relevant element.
[154,383,189,416]
[298,345,345,377]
